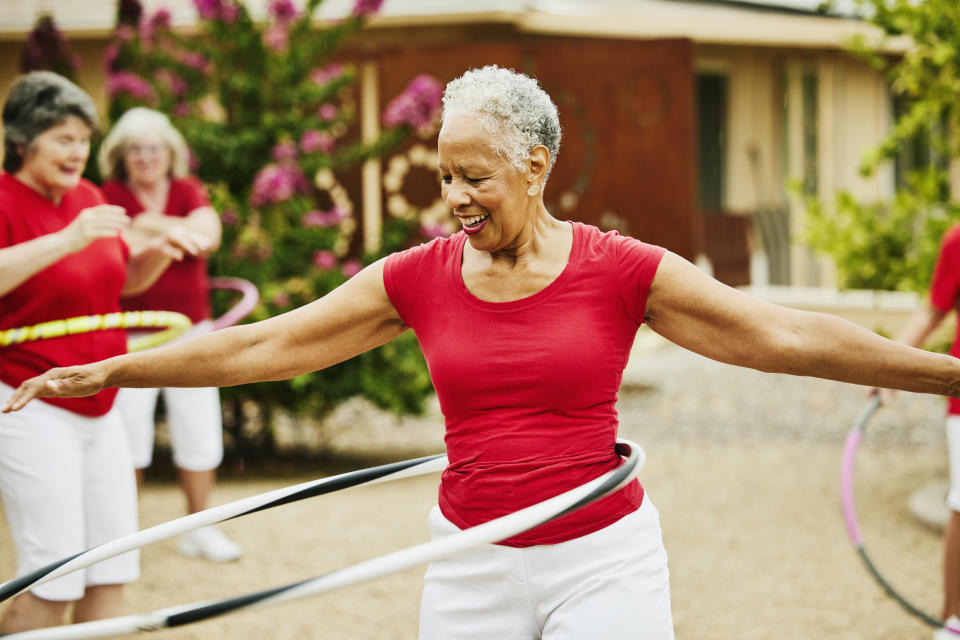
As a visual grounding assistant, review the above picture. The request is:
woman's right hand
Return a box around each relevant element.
[58,204,130,254]
[1,364,107,413]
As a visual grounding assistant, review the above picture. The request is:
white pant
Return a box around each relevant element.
[117,320,224,471]
[947,416,960,512]
[419,497,674,639]
[115,385,223,471]
[0,384,140,601]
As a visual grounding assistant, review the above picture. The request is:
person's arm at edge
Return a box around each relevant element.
[3,258,405,411]
[644,252,960,398]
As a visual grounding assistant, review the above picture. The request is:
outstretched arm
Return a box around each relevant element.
[644,252,960,398]
[3,258,406,411]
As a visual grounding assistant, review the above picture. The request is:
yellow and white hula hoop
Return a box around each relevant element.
[0,311,192,353]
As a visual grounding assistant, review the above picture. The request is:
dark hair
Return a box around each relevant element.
[2,71,98,173]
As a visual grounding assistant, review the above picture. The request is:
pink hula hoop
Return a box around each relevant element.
[209,277,259,331]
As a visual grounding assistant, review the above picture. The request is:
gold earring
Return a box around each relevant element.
[527,183,541,197]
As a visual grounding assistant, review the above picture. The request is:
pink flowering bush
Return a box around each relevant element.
[95,0,441,438]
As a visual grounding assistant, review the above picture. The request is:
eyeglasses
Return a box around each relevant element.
[125,144,166,157]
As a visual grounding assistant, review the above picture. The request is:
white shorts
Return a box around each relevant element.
[117,320,223,472]
[0,383,140,601]
[419,497,674,640]
[947,416,960,512]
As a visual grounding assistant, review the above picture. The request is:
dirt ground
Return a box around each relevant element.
[0,340,951,638]
[0,441,946,639]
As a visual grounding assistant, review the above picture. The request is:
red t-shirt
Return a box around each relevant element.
[0,174,127,416]
[930,223,960,414]
[384,222,665,546]
[102,177,212,323]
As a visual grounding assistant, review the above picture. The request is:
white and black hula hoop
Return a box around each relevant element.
[840,395,941,628]
[0,440,644,639]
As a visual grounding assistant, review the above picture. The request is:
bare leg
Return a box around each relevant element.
[944,509,960,620]
[178,468,215,514]
[72,584,125,623]
[0,592,70,632]
[134,468,144,493]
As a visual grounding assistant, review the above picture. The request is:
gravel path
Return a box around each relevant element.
[0,332,950,638]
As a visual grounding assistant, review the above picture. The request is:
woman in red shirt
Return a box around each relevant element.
[0,72,205,633]
[8,66,960,639]
[98,107,239,564]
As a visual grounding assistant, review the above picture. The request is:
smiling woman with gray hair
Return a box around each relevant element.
[0,71,207,633]
[5,65,960,639]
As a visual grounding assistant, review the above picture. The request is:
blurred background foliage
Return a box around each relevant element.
[804,0,960,293]
[22,0,445,460]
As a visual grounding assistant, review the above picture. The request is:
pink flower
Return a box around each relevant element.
[249,164,310,207]
[106,71,155,100]
[103,43,120,72]
[341,259,362,278]
[140,8,172,42]
[220,209,239,225]
[271,292,290,307]
[420,222,448,238]
[176,50,211,73]
[299,130,334,154]
[317,103,338,121]
[382,74,443,133]
[309,64,344,86]
[312,250,337,270]
[268,0,298,22]
[271,141,299,162]
[156,69,188,97]
[172,102,191,117]
[302,210,334,227]
[263,23,289,52]
[193,0,239,22]
[352,0,385,17]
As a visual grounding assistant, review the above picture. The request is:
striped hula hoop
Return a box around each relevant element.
[0,440,644,639]
[0,277,258,354]
[0,311,191,353]
[840,395,942,628]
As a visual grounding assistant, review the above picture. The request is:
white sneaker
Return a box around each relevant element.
[934,616,960,639]
[178,526,243,563]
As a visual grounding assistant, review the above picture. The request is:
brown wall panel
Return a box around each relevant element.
[375,37,697,258]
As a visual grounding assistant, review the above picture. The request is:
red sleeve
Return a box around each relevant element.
[612,232,666,324]
[930,225,960,312]
[383,244,427,328]
[175,176,211,213]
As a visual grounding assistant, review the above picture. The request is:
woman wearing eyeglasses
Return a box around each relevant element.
[98,108,239,564]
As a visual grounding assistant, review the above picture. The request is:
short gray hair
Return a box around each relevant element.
[98,107,190,181]
[442,65,561,182]
[2,71,98,173]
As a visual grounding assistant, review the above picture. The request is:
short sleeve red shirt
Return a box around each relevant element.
[0,174,127,416]
[102,177,212,322]
[384,222,665,546]
[929,223,960,414]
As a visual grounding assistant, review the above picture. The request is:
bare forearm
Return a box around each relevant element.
[0,232,71,297]
[760,309,960,398]
[99,324,284,389]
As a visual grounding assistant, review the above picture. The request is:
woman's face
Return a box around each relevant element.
[122,130,172,187]
[437,113,532,253]
[17,115,92,201]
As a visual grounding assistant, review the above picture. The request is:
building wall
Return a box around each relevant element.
[695,43,895,287]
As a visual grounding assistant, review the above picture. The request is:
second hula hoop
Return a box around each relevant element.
[0,277,259,354]
[840,395,942,628]
[0,441,644,639]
